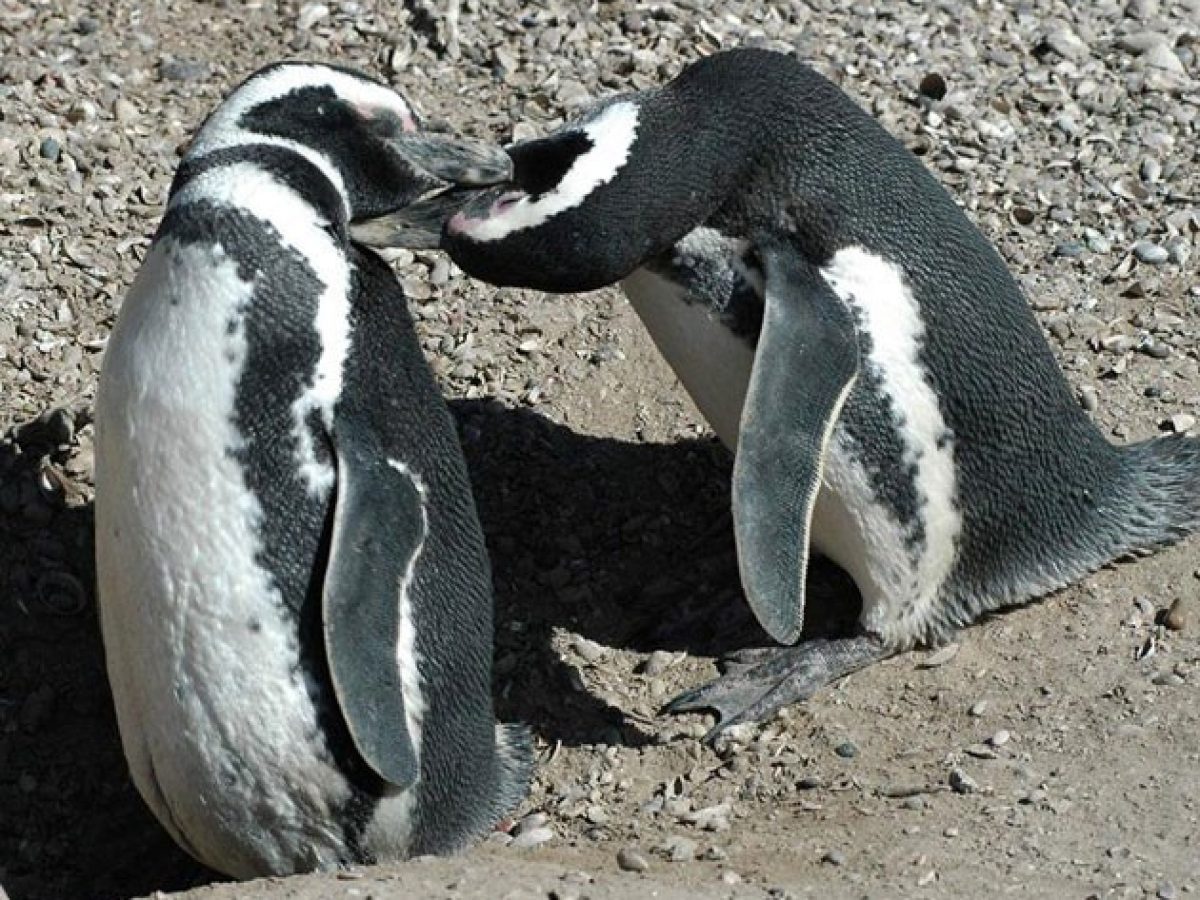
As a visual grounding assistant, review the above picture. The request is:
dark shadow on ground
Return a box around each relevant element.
[0,409,216,900]
[0,401,858,900]
[453,399,861,750]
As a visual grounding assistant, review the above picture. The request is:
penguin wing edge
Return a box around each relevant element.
[323,434,425,789]
[732,245,859,645]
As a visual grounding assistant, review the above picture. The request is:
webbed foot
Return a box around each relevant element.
[665,634,891,741]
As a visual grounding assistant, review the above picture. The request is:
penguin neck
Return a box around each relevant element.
[170,144,350,237]
[626,50,838,253]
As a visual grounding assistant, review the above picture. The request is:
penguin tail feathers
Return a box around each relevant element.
[492,721,534,816]
[1112,432,1200,552]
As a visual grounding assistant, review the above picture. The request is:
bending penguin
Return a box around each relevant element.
[95,62,530,878]
[356,48,1200,737]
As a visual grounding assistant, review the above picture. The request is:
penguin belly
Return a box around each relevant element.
[622,244,957,645]
[96,239,358,878]
[622,267,753,448]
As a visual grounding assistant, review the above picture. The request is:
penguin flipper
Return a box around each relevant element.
[732,245,859,645]
[323,435,426,789]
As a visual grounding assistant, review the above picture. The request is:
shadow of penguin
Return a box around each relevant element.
[0,407,214,900]
[452,399,861,749]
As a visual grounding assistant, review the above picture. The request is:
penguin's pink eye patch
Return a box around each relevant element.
[352,102,418,134]
[491,191,525,216]
[447,190,527,236]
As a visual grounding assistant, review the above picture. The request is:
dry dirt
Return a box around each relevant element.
[1,1,1198,899]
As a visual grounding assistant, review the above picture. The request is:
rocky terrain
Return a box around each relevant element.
[0,0,1197,898]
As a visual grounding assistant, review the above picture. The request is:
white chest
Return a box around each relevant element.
[94,239,352,876]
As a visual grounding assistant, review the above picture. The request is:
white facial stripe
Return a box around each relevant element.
[458,101,640,242]
[820,247,961,627]
[172,163,352,495]
[186,64,416,224]
[386,459,429,763]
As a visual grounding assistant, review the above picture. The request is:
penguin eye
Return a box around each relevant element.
[316,104,327,117]
[491,191,525,216]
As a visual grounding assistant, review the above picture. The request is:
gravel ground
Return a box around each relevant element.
[1,1,1198,898]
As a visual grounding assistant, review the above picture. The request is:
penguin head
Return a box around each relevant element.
[181,62,511,240]
[439,101,645,291]
[354,96,708,291]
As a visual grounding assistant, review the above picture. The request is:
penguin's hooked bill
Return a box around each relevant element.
[354,134,513,249]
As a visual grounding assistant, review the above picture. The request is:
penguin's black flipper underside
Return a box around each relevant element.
[732,245,859,645]
[323,430,424,789]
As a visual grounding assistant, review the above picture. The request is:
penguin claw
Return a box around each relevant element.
[664,635,892,742]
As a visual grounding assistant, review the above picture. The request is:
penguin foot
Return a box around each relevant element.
[664,634,891,741]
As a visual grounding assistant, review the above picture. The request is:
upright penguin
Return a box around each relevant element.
[95,62,530,878]
[357,48,1200,737]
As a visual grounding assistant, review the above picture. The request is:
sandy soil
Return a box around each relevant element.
[0,1,1197,898]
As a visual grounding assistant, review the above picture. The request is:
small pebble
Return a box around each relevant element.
[641,650,677,676]
[918,72,947,100]
[948,767,978,794]
[428,257,452,286]
[988,729,1011,747]
[964,744,997,760]
[113,98,139,123]
[158,58,210,81]
[1042,26,1089,60]
[401,276,432,301]
[512,812,548,835]
[1143,43,1184,72]
[1166,414,1196,434]
[685,804,731,832]
[1141,341,1171,360]
[1162,597,1186,631]
[1011,206,1036,225]
[720,871,743,886]
[969,700,989,717]
[297,2,329,29]
[509,827,554,849]
[1158,882,1179,900]
[821,849,847,867]
[1133,241,1169,265]
[661,835,697,862]
[616,847,650,873]
[834,741,858,759]
[572,636,606,663]
[39,138,61,162]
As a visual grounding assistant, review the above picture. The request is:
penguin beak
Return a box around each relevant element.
[386,133,513,188]
[351,136,513,250]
